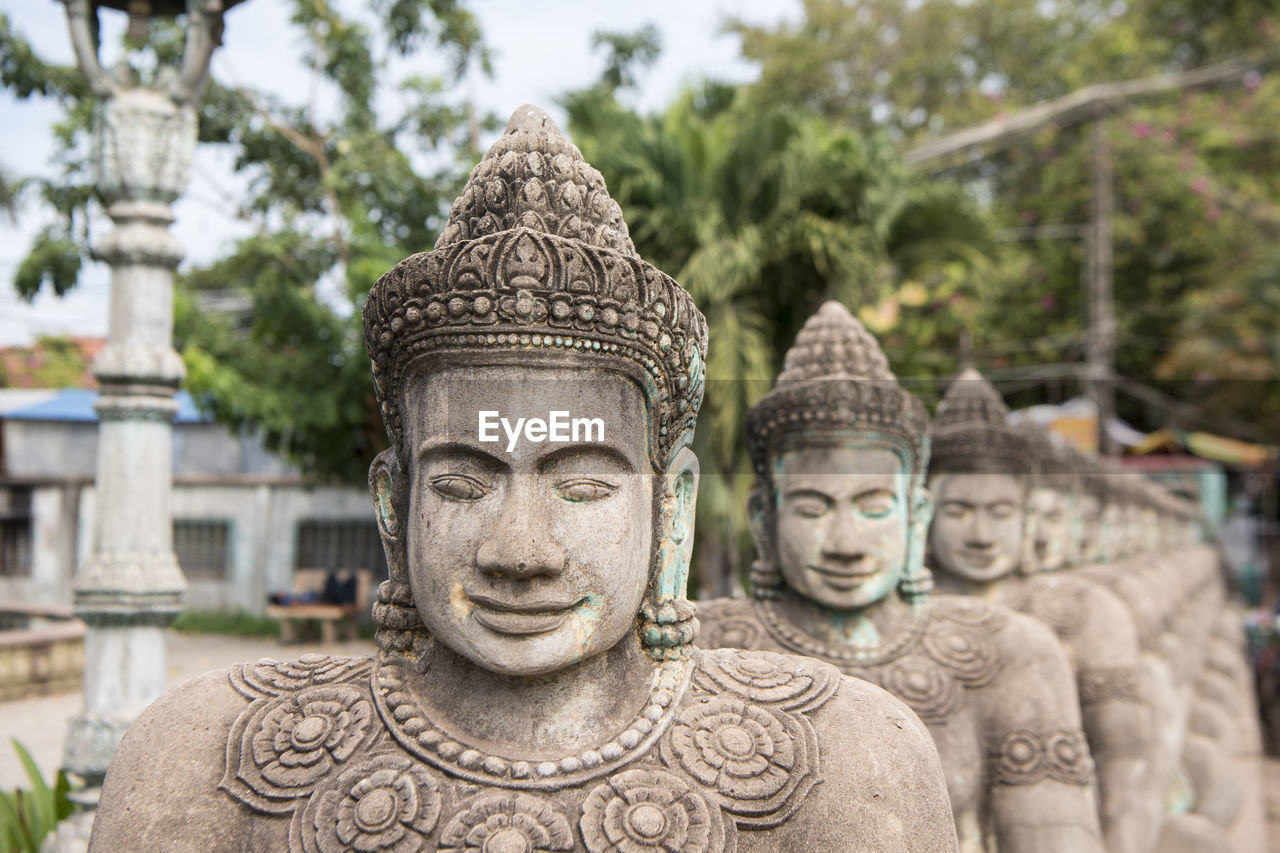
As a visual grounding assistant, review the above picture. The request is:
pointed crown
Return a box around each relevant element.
[1015,421,1079,489]
[929,368,1033,476]
[364,106,707,470]
[746,301,930,483]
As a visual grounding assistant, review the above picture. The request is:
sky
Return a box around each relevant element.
[0,0,796,346]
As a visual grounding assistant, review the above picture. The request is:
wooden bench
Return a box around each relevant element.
[266,568,372,644]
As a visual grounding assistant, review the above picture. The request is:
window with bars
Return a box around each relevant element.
[0,520,31,577]
[0,487,32,577]
[295,520,386,580]
[174,519,231,580]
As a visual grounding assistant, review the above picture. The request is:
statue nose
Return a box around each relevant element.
[475,483,567,578]
[967,512,995,548]
[477,537,567,578]
[821,512,865,561]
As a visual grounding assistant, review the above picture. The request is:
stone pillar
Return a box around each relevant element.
[47,3,231,848]
[61,88,193,784]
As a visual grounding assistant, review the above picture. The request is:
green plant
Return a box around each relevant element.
[0,739,73,853]
[170,608,281,637]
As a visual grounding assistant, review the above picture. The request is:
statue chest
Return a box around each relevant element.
[217,649,841,852]
[700,597,1012,842]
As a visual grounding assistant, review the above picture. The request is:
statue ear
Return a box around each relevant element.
[1019,501,1039,575]
[654,446,699,602]
[907,483,935,575]
[746,488,770,554]
[369,449,409,583]
[746,484,784,598]
[899,482,936,604]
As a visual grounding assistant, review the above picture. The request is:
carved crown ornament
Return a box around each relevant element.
[744,301,931,485]
[364,105,708,472]
[219,649,843,852]
[928,367,1035,477]
[1014,421,1080,492]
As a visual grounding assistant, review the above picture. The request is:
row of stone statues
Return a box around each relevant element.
[87,106,1262,852]
[697,303,1264,853]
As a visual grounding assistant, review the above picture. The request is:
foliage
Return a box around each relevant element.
[729,0,1114,140]
[0,739,73,853]
[730,0,1280,440]
[171,608,281,637]
[567,81,995,589]
[2,1,495,483]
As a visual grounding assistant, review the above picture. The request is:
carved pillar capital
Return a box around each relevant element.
[92,87,198,206]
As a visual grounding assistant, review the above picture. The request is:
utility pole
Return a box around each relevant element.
[1089,120,1118,456]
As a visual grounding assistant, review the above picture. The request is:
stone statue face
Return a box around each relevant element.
[929,472,1026,582]
[1028,486,1070,573]
[771,444,911,610]
[402,364,654,676]
[1077,492,1103,562]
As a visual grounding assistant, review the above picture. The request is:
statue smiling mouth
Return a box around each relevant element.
[958,550,1000,569]
[467,593,586,635]
[809,563,878,591]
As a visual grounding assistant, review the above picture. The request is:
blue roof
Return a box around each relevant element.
[3,389,211,424]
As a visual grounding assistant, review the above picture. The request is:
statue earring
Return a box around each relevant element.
[750,558,783,599]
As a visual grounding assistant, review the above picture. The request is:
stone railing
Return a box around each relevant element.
[0,602,86,701]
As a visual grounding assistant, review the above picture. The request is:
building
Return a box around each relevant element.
[0,388,384,612]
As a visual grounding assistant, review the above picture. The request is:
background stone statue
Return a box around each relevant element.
[697,302,1103,853]
[89,106,958,852]
[925,371,1162,853]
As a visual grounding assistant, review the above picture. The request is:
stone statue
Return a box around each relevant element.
[90,106,959,852]
[925,372,1161,853]
[697,303,1103,853]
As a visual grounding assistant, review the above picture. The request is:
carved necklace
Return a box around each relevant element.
[753,597,929,668]
[372,652,692,790]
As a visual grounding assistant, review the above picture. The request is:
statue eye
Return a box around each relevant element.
[989,502,1017,520]
[555,478,616,503]
[430,474,490,501]
[942,503,970,520]
[856,491,897,518]
[790,498,828,519]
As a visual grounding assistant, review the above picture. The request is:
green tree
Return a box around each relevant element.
[1,1,493,482]
[730,0,1280,442]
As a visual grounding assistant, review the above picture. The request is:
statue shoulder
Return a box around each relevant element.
[92,667,254,849]
[1035,575,1141,655]
[928,594,1016,633]
[687,648,958,851]
[695,596,755,624]
[926,595,1063,661]
[814,672,959,851]
[92,653,376,851]
[986,604,1074,671]
[695,596,773,651]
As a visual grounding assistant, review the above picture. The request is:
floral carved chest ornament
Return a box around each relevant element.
[217,106,839,853]
[219,649,839,852]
